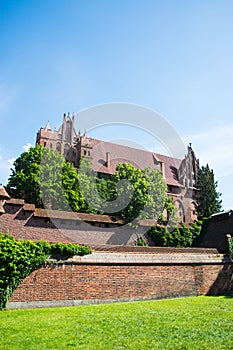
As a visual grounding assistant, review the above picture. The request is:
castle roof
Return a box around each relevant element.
[82,138,182,187]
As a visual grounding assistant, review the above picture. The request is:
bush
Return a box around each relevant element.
[148,221,203,248]
[0,233,91,309]
[135,235,148,246]
[50,242,92,259]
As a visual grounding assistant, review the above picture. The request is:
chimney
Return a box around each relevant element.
[106,152,111,168]
[160,161,165,178]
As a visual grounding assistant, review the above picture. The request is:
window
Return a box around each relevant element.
[64,144,70,157]
[56,142,61,153]
[65,121,72,142]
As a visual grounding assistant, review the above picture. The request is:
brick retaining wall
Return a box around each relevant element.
[8,251,233,309]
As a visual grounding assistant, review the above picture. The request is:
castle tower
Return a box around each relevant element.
[36,113,78,166]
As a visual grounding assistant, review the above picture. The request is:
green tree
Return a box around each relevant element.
[112,163,148,222]
[77,157,107,213]
[7,145,44,206]
[112,163,168,223]
[7,147,176,222]
[193,164,222,219]
[7,145,84,211]
[139,166,168,221]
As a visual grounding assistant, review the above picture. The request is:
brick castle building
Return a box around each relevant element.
[36,113,199,223]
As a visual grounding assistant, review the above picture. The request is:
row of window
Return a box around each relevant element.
[83,149,91,156]
[43,141,91,160]
[43,142,76,158]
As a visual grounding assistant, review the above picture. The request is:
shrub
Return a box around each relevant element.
[135,235,148,246]
[0,233,91,309]
[50,242,92,259]
[148,221,203,248]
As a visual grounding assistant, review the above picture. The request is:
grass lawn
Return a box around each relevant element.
[0,296,232,349]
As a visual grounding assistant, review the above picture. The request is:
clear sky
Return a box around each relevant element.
[0,0,233,209]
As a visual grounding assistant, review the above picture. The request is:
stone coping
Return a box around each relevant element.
[49,251,229,265]
[90,245,219,254]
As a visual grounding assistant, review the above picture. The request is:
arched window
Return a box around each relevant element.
[65,121,72,142]
[64,144,70,158]
[56,142,61,153]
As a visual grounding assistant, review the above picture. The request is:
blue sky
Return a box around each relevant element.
[0,0,233,209]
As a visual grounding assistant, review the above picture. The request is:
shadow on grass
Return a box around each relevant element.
[223,294,233,298]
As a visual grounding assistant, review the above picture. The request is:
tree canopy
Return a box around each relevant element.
[7,145,84,211]
[110,163,168,223]
[193,164,222,219]
[7,145,174,223]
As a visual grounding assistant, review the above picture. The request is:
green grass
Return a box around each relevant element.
[0,296,232,349]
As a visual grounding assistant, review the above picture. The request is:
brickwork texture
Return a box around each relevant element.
[9,252,233,309]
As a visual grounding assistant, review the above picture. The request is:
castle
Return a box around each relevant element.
[36,113,199,223]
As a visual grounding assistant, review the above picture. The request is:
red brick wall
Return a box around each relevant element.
[9,259,233,308]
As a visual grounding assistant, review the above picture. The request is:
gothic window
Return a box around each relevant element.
[65,121,72,142]
[64,144,70,158]
[56,142,61,153]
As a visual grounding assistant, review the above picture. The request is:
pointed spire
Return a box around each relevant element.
[45,121,52,132]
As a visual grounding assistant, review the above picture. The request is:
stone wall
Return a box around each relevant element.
[198,211,233,252]
[8,250,233,309]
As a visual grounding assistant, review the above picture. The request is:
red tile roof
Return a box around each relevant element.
[85,138,182,186]
[6,198,24,205]
[34,208,124,224]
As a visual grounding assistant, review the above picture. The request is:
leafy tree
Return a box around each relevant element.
[77,158,108,214]
[110,163,167,222]
[7,145,44,206]
[193,164,222,219]
[7,146,175,223]
[7,145,84,211]
[140,167,168,221]
[77,160,170,220]
[112,163,149,222]
[157,196,179,226]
